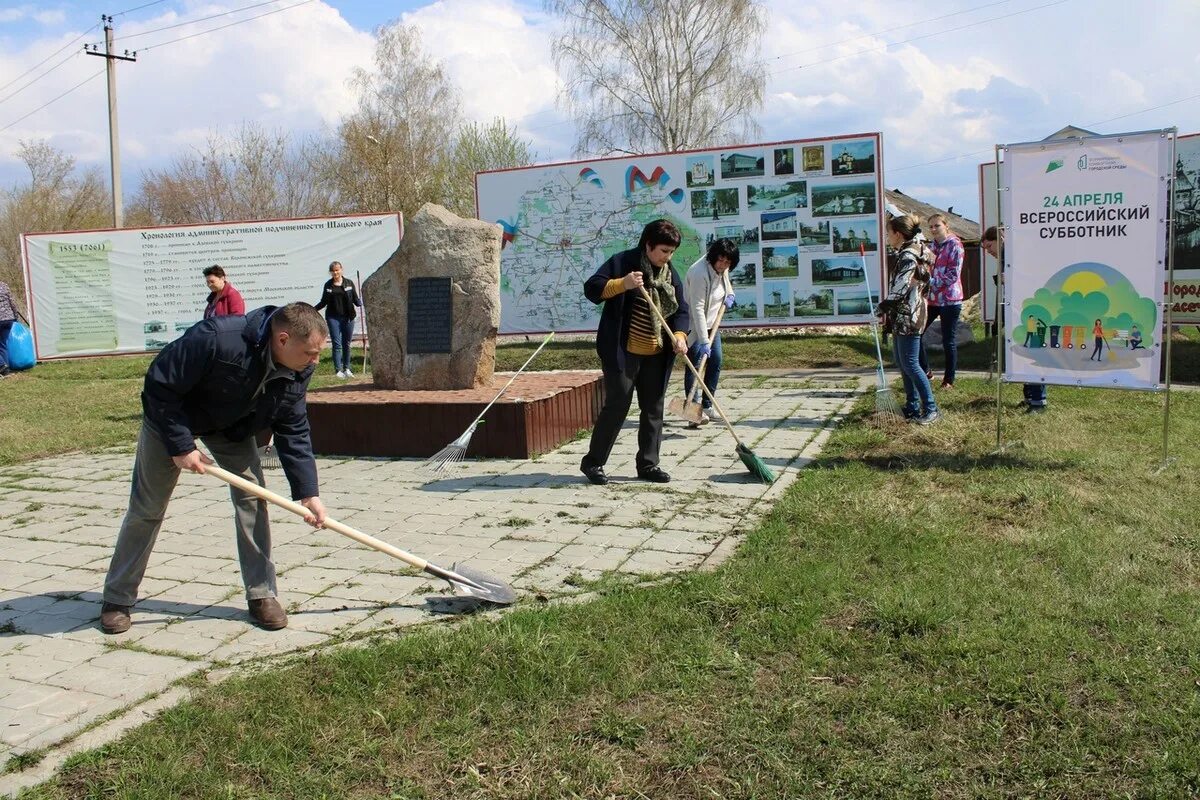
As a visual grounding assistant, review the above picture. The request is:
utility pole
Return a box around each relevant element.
[85,16,136,228]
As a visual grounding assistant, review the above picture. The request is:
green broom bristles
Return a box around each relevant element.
[736,443,776,484]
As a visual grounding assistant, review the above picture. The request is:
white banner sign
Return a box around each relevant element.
[20,213,401,359]
[1001,130,1172,390]
[476,134,885,334]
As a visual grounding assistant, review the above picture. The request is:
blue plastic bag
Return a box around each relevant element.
[6,321,36,370]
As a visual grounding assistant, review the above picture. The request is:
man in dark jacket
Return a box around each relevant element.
[580,219,690,485]
[100,303,329,634]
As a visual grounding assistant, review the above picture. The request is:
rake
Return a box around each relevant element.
[860,244,902,419]
[420,331,555,473]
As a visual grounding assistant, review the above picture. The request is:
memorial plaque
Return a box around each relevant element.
[407,277,453,353]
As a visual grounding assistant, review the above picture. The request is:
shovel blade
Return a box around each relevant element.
[449,563,517,605]
[680,399,704,423]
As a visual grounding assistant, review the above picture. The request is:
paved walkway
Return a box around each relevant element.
[0,368,866,796]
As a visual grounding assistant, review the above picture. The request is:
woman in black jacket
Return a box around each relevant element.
[579,219,690,485]
[314,261,363,378]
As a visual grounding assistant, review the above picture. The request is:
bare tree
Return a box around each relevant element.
[132,123,338,225]
[445,117,537,217]
[0,141,109,309]
[547,0,766,156]
[328,22,463,219]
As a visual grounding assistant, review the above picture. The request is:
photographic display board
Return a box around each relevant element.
[476,134,885,334]
[1000,130,1172,390]
[21,213,401,360]
[1171,132,1200,324]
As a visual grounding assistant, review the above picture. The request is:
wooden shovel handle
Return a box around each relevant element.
[205,464,430,571]
[693,301,727,380]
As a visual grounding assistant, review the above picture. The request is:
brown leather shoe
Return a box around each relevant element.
[248,597,288,630]
[100,602,132,634]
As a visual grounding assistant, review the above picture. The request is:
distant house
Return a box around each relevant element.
[721,152,761,176]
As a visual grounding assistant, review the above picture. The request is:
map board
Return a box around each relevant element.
[21,213,401,360]
[476,134,885,334]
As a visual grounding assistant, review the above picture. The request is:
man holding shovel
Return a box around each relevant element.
[100,303,329,634]
[683,239,738,428]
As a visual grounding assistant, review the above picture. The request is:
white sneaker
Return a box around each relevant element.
[344,368,354,377]
[703,406,720,421]
[336,370,347,379]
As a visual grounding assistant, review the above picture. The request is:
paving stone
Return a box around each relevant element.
[0,367,864,783]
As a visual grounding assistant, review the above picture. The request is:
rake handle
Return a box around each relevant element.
[636,286,745,448]
[205,464,431,571]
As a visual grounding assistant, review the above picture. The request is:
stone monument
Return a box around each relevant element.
[363,203,501,390]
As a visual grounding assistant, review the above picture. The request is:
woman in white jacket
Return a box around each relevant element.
[683,239,738,426]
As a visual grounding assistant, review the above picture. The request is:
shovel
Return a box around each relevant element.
[205,465,516,605]
[668,290,728,425]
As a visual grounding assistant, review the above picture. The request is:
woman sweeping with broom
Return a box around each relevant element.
[579,219,690,485]
[682,238,739,429]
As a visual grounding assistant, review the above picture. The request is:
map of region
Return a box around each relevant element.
[494,168,701,332]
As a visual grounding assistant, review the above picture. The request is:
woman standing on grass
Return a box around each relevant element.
[314,261,363,379]
[918,213,964,388]
[880,214,939,425]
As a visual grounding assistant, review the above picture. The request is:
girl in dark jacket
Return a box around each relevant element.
[314,261,363,378]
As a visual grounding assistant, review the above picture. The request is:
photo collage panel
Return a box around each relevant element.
[689,136,882,323]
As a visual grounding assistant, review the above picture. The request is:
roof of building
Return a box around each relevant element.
[884,188,981,243]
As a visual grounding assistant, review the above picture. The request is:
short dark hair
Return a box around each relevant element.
[637,219,681,252]
[203,265,226,279]
[270,302,328,340]
[706,238,740,269]
[329,261,342,272]
[982,225,1001,243]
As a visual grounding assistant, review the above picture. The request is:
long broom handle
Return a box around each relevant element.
[637,285,746,449]
[692,297,728,390]
[859,244,888,370]
[466,330,555,429]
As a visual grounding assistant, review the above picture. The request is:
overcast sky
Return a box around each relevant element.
[0,0,1195,222]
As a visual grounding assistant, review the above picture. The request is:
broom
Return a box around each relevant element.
[420,331,555,472]
[859,244,902,419]
[668,300,726,425]
[638,286,775,484]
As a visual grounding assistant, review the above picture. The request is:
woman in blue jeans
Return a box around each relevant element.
[313,261,363,378]
[880,215,939,424]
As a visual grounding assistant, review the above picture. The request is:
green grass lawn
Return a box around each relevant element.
[4,326,1199,467]
[14,377,1200,798]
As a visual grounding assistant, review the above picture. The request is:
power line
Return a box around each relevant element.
[0,68,105,134]
[137,0,317,53]
[763,0,1021,68]
[888,92,1200,174]
[97,0,294,46]
[113,0,172,15]
[0,50,84,106]
[768,0,1072,77]
[0,23,97,96]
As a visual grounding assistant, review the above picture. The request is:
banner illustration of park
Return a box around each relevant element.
[1010,261,1158,372]
[1001,130,1172,390]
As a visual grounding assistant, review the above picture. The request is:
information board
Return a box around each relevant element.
[21,213,401,359]
[477,134,885,334]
